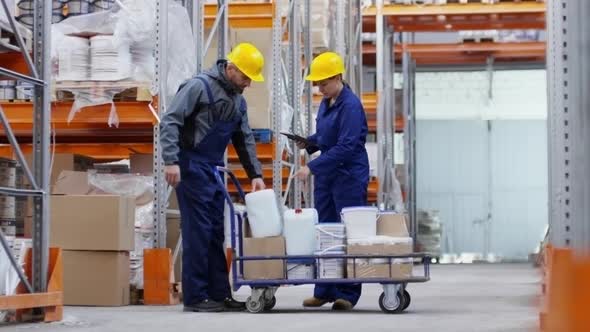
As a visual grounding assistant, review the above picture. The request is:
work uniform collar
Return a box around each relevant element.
[203,59,244,95]
[323,83,351,112]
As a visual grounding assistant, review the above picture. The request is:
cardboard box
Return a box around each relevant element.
[347,242,413,256]
[346,242,413,280]
[24,153,94,188]
[129,154,153,175]
[243,236,286,280]
[51,195,135,251]
[62,250,130,306]
[377,213,410,237]
[347,263,412,279]
[52,171,94,195]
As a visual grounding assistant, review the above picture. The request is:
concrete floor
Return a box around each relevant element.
[8,264,540,332]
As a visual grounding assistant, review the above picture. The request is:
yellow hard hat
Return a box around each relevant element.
[227,43,265,82]
[305,52,345,82]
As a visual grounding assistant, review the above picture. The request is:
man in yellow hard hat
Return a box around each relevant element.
[160,42,266,312]
[294,51,369,310]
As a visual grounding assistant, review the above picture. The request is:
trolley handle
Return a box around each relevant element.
[215,166,247,201]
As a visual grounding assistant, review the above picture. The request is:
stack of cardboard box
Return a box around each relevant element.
[347,214,413,279]
[51,175,135,306]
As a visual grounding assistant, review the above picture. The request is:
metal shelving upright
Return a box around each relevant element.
[0,0,55,316]
[546,0,590,252]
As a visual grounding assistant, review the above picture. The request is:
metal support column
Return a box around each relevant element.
[153,0,168,248]
[335,0,346,57]
[0,0,48,294]
[303,0,313,208]
[547,0,590,252]
[289,0,302,209]
[383,27,394,211]
[271,0,284,202]
[193,0,204,73]
[375,0,387,209]
[31,0,51,292]
[346,0,362,96]
[217,0,228,58]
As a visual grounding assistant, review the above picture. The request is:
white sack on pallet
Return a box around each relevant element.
[51,0,196,127]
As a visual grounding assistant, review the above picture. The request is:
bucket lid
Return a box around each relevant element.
[341,206,378,213]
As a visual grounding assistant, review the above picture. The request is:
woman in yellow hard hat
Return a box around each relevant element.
[293,52,370,311]
[160,42,266,312]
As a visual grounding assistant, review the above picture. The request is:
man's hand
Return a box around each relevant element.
[165,165,181,187]
[251,178,265,192]
[293,166,311,181]
[296,140,307,149]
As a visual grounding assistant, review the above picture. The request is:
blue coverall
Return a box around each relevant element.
[160,61,262,307]
[306,84,370,306]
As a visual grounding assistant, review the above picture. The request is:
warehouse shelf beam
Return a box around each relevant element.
[362,2,546,32]
[362,41,546,65]
[204,2,274,28]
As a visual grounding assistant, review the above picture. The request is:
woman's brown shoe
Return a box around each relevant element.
[302,297,328,307]
[332,299,353,311]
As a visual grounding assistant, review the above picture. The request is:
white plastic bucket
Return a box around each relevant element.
[245,189,282,238]
[283,208,318,255]
[287,260,315,280]
[315,248,345,279]
[341,206,378,240]
[315,223,346,251]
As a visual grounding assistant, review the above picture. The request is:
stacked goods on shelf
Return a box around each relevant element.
[17,0,65,27]
[0,158,17,246]
[55,36,90,81]
[50,0,195,125]
[416,209,443,256]
[277,0,330,50]
[90,35,132,81]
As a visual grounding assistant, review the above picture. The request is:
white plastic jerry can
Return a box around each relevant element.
[283,208,318,255]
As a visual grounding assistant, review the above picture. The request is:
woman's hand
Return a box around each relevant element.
[293,166,311,181]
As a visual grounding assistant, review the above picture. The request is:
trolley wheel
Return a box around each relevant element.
[402,290,411,310]
[264,296,277,311]
[246,296,266,313]
[378,291,405,314]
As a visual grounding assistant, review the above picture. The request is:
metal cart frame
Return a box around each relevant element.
[215,166,431,314]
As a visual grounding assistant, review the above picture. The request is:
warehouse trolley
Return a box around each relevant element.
[215,166,431,314]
